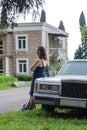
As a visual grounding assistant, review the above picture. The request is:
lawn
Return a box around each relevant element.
[0,75,18,89]
[0,75,29,90]
[0,106,87,130]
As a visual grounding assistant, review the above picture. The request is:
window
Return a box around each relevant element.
[16,59,28,74]
[16,35,28,51]
[0,41,3,54]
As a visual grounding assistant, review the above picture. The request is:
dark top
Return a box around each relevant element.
[29,61,46,96]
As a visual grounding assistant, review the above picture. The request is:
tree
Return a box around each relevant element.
[58,20,65,31]
[74,46,82,59]
[40,9,46,22]
[79,11,86,27]
[79,11,87,59]
[74,26,87,59]
[0,0,45,28]
[81,26,87,58]
[74,11,86,59]
[81,26,87,45]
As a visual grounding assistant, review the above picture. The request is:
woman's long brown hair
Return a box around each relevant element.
[37,46,48,60]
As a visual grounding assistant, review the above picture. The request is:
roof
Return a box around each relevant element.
[48,32,68,37]
[13,22,69,37]
[44,23,69,37]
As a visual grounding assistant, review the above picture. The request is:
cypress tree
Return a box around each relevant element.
[79,11,86,27]
[58,20,65,31]
[40,9,46,22]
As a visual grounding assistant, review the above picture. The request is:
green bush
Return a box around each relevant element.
[54,64,61,71]
[46,65,50,76]
[15,74,32,81]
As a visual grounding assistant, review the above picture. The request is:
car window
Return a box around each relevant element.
[57,61,87,75]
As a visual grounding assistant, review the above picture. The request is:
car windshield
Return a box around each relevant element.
[57,61,87,75]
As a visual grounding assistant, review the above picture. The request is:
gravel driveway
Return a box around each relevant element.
[0,87,29,114]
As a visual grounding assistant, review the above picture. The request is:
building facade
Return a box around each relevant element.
[0,22,68,76]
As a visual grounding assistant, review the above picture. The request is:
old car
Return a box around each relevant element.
[34,60,87,111]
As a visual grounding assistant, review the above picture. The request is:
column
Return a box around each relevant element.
[5,57,10,76]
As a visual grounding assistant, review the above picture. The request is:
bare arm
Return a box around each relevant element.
[30,58,40,71]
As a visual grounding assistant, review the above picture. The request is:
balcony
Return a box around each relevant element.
[49,48,58,57]
[49,48,67,57]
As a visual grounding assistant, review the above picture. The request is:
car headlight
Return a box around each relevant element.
[40,84,60,91]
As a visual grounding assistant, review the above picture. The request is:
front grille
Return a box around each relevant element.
[61,82,87,98]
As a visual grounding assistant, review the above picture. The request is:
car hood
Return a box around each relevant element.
[35,75,87,84]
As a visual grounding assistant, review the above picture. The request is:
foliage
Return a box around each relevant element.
[0,0,45,28]
[81,26,87,45]
[74,46,82,59]
[80,26,87,58]
[74,11,87,59]
[79,11,86,27]
[0,75,18,83]
[15,74,32,81]
[54,64,61,71]
[40,9,46,22]
[0,75,18,89]
[0,106,87,130]
[45,65,50,76]
[58,20,65,31]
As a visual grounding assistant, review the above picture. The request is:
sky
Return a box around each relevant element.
[19,0,87,59]
[44,0,87,59]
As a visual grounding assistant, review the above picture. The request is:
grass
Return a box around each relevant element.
[0,75,30,90]
[0,105,87,130]
[0,75,18,89]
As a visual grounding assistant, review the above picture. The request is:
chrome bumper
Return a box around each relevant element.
[34,93,87,108]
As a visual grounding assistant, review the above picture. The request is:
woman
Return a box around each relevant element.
[21,45,48,110]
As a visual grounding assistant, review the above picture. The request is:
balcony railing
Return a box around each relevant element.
[49,48,66,57]
[49,48,58,56]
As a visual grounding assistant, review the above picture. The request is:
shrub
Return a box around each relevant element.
[15,75,32,81]
[46,65,50,76]
[54,64,61,71]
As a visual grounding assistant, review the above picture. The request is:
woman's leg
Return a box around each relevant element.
[21,75,35,110]
[21,96,35,110]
